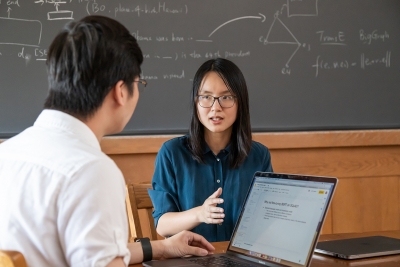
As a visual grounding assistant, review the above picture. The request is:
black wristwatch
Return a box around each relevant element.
[135,237,153,262]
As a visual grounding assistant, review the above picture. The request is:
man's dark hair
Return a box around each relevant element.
[44,15,143,119]
[188,58,252,169]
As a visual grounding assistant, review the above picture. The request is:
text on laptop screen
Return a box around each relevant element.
[229,175,335,267]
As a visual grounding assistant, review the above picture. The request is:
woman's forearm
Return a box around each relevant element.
[156,206,203,237]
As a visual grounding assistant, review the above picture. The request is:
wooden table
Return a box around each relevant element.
[130,230,400,266]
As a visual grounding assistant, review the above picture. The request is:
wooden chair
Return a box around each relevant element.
[0,250,27,267]
[125,183,158,242]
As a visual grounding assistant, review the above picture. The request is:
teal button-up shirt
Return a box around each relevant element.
[149,135,273,242]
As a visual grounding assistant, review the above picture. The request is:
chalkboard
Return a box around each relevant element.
[1,0,399,138]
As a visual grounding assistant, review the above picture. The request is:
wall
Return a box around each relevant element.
[100,130,400,235]
[1,0,400,137]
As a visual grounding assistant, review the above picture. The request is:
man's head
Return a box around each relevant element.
[44,15,143,123]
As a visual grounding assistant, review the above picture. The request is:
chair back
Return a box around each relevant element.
[0,250,27,267]
[125,183,158,242]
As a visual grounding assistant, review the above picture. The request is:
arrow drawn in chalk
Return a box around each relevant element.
[281,4,287,14]
[208,13,266,37]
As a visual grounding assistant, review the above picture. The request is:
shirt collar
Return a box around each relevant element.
[34,109,100,151]
[203,142,231,155]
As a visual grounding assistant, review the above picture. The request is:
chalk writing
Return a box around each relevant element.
[0,0,395,79]
[189,51,201,59]
[7,0,20,7]
[312,56,357,77]
[34,48,47,58]
[141,73,159,80]
[91,2,106,14]
[316,31,346,46]
[114,2,188,17]
[360,30,389,45]
[312,51,391,77]
[361,51,391,69]
[225,50,250,58]
[132,31,152,41]
[163,70,185,79]
[17,47,31,65]
[205,51,221,58]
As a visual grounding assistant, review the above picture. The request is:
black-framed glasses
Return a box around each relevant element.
[197,95,236,108]
[135,78,147,87]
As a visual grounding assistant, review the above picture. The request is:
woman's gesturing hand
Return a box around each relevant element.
[197,187,225,224]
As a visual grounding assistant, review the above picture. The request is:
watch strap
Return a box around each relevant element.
[135,237,152,262]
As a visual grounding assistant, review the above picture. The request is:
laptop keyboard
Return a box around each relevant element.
[186,255,257,266]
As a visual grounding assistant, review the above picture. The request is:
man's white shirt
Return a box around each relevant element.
[0,110,130,267]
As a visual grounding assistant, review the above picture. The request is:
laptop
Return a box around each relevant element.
[143,171,337,267]
[315,235,400,259]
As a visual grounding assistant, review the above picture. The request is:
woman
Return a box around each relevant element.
[149,58,273,242]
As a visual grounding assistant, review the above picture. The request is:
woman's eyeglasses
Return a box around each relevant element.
[197,95,236,108]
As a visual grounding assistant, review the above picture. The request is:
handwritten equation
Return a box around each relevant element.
[0,0,395,79]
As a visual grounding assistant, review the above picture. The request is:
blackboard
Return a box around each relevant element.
[1,0,399,138]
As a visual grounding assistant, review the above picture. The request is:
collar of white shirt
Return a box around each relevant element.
[34,109,100,151]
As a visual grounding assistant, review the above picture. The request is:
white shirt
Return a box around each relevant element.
[0,110,130,267]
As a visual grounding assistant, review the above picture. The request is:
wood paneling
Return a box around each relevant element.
[253,130,400,149]
[2,129,400,235]
[271,146,400,178]
[99,130,400,154]
[109,154,157,185]
[332,176,400,233]
[99,130,400,235]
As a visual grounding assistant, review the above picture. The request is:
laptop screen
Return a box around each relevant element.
[228,172,336,267]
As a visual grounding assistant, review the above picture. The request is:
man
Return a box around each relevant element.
[0,15,214,267]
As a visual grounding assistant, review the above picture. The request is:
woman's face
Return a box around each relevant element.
[196,71,238,137]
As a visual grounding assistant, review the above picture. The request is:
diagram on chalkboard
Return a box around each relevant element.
[203,0,318,71]
[262,0,318,70]
[287,0,318,17]
[194,13,266,42]
[264,11,301,68]
[0,9,42,47]
[35,0,74,20]
[208,14,266,38]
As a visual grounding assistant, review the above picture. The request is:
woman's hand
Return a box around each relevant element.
[155,188,225,237]
[197,187,225,224]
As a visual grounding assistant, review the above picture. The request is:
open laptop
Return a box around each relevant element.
[143,171,337,267]
[315,235,400,259]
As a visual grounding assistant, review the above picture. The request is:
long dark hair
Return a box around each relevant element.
[188,58,252,169]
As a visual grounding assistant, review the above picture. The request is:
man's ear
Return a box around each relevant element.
[112,80,127,106]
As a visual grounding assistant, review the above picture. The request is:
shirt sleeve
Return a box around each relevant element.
[264,147,273,172]
[57,158,130,267]
[253,141,273,173]
[149,143,180,228]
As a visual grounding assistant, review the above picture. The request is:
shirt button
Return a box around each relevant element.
[217,179,220,183]
[217,158,220,161]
